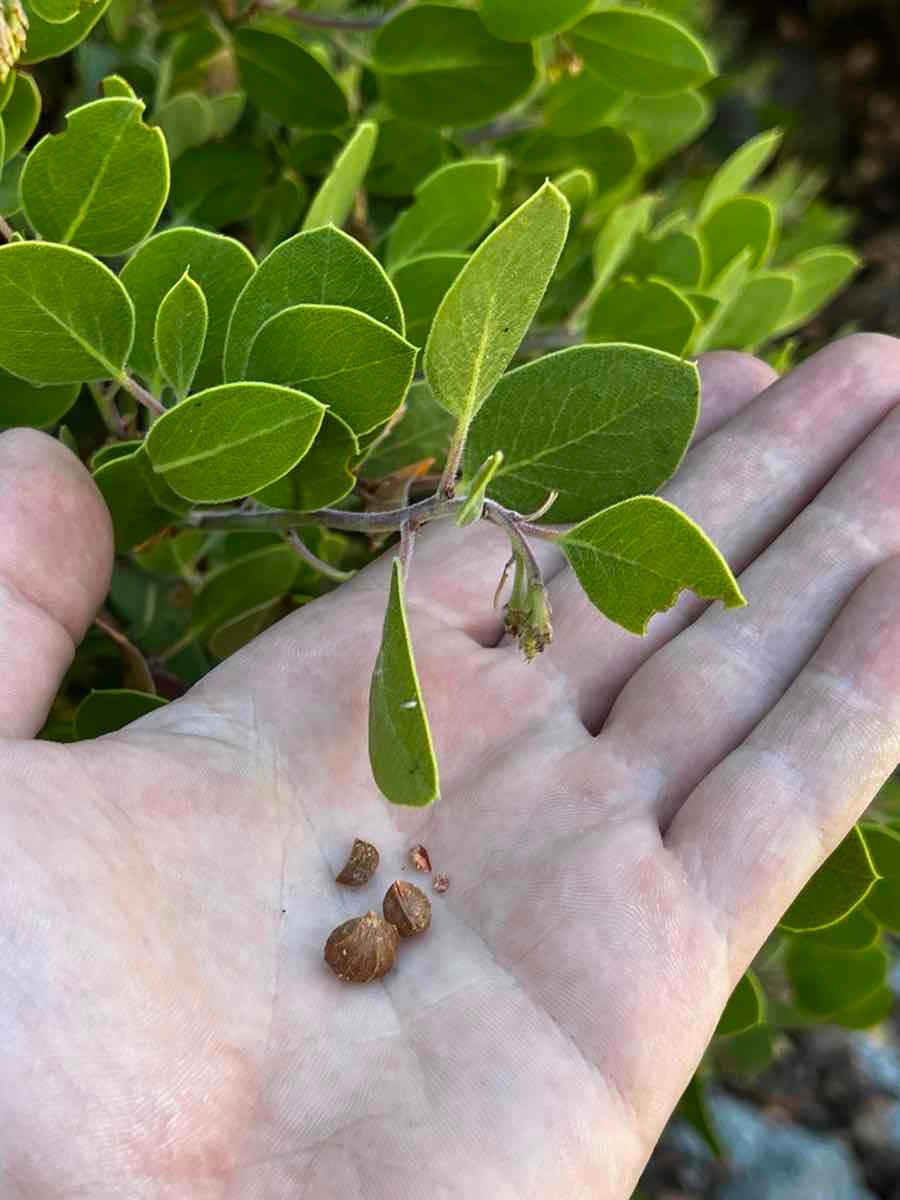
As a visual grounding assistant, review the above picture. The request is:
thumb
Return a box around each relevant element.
[0,429,113,739]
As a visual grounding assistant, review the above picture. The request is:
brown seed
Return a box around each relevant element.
[409,844,432,872]
[383,880,432,937]
[335,838,380,887]
[323,911,399,983]
[432,873,450,894]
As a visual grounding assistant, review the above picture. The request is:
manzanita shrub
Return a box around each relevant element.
[0,0,896,1146]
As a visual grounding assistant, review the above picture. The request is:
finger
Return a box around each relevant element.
[0,430,113,739]
[547,334,900,729]
[666,555,900,966]
[601,392,900,825]
[411,351,778,647]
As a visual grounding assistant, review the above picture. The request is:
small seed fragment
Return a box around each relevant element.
[336,838,379,886]
[432,873,450,894]
[383,880,432,937]
[323,911,399,982]
[409,844,432,872]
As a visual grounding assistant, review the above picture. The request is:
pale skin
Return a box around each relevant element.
[2,335,900,1198]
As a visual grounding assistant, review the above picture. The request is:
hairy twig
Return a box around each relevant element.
[118,373,166,416]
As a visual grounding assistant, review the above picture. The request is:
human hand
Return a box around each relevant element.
[2,334,900,1198]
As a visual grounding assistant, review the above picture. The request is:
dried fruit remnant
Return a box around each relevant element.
[383,880,432,937]
[336,837,380,886]
[324,911,399,983]
[432,873,450,894]
[409,844,431,872]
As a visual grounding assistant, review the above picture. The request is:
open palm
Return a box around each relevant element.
[3,336,900,1199]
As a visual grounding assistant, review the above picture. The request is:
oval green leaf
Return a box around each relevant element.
[704,272,794,352]
[698,128,784,221]
[425,181,570,426]
[193,543,298,636]
[154,271,208,399]
[613,90,711,166]
[561,496,745,635]
[779,826,876,932]
[253,411,358,512]
[74,688,167,740]
[369,558,439,808]
[234,20,349,130]
[391,252,468,349]
[801,906,880,951]
[570,8,715,97]
[774,246,861,336]
[587,277,698,356]
[786,939,888,1017]
[303,120,378,233]
[716,971,764,1037]
[865,878,900,932]
[701,195,776,282]
[362,380,455,478]
[0,241,134,383]
[20,0,110,63]
[0,367,79,428]
[466,345,699,523]
[479,0,593,40]
[93,443,189,552]
[145,382,325,503]
[245,305,417,436]
[224,225,404,382]
[1,70,39,162]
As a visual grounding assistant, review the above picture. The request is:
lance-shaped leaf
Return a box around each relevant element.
[701,195,775,282]
[93,444,189,552]
[373,4,538,130]
[224,225,404,381]
[303,121,377,233]
[425,181,570,426]
[613,90,711,166]
[698,128,784,221]
[386,158,505,270]
[369,559,439,808]
[234,20,349,130]
[457,450,502,527]
[0,242,134,383]
[74,689,167,741]
[1,70,39,162]
[587,277,698,356]
[245,305,417,436]
[465,345,699,523]
[20,0,110,62]
[560,496,745,635]
[0,368,79,428]
[479,0,593,41]
[779,826,876,932]
[253,411,358,511]
[716,971,764,1037]
[704,272,794,352]
[773,246,860,336]
[145,382,325,503]
[154,271,208,399]
[786,940,888,1017]
[21,97,169,254]
[192,544,299,637]
[570,8,715,97]
[392,253,468,348]
[120,228,256,390]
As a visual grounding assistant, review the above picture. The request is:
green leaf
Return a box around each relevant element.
[545,70,624,137]
[560,496,745,635]
[479,0,592,40]
[0,151,24,212]
[802,906,880,951]
[391,252,468,348]
[369,558,439,808]
[145,382,325,503]
[224,225,404,381]
[20,0,110,62]
[253,172,307,258]
[779,826,876,931]
[21,97,169,255]
[1,70,39,162]
[253,411,357,512]
[698,128,784,221]
[93,443,189,552]
[366,117,448,198]
[677,1074,722,1158]
[120,227,256,391]
[553,167,595,215]
[153,91,213,161]
[457,450,502,527]
[499,126,636,198]
[613,90,711,165]
[832,985,894,1031]
[425,181,570,426]
[208,602,281,660]
[154,270,208,399]
[234,20,349,130]
[74,688,167,740]
[0,117,4,175]
[628,231,705,290]
[701,196,776,282]
[0,72,13,115]
[303,120,377,233]
[0,242,134,383]
[192,543,298,636]
[587,277,698,356]
[570,8,715,96]
[774,247,861,335]
[864,878,900,932]
[786,940,888,1017]
[29,0,88,22]
[704,272,794,352]
[0,367,79,428]
[170,142,267,227]
[386,158,505,270]
[465,345,699,523]
[100,73,136,99]
[362,379,455,477]
[245,305,417,436]
[373,5,538,130]
[590,194,658,296]
[860,822,900,877]
[208,92,245,141]
[716,971,764,1037]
